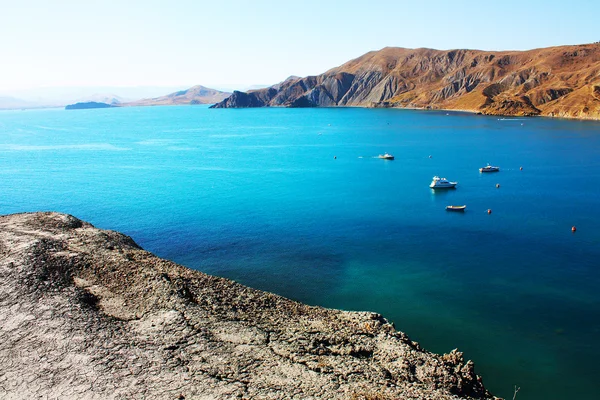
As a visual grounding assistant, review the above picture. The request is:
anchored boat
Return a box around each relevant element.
[446,205,466,211]
[430,176,457,189]
[479,164,500,172]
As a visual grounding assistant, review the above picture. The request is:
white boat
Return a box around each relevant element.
[446,205,466,211]
[378,153,394,160]
[430,176,457,189]
[479,164,500,172]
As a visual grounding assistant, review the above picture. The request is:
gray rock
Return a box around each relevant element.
[0,212,499,399]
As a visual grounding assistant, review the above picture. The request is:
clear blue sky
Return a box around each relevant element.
[1,0,598,92]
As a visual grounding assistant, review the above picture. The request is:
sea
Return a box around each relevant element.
[1,105,599,399]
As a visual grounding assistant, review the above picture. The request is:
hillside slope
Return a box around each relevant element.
[212,44,600,119]
[124,85,230,106]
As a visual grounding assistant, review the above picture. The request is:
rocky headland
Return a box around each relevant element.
[65,101,114,110]
[212,43,600,120]
[0,212,498,399]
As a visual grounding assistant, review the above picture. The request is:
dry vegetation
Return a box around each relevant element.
[215,43,600,119]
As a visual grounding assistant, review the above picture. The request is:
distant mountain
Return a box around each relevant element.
[122,85,231,107]
[1,86,197,109]
[212,43,600,120]
[75,93,126,105]
[242,84,271,91]
[65,102,114,110]
[0,96,39,110]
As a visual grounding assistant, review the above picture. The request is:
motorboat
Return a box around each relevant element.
[378,153,394,160]
[446,205,466,211]
[430,176,457,189]
[479,164,500,172]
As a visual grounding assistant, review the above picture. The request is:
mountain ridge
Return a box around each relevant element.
[212,43,600,119]
[75,93,126,105]
[122,85,231,107]
[0,96,40,110]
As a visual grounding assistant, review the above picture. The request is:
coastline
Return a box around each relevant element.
[5,102,600,121]
[383,104,600,121]
[0,212,497,399]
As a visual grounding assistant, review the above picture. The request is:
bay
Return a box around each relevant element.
[1,105,599,399]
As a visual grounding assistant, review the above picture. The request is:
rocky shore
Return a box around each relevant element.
[0,212,498,399]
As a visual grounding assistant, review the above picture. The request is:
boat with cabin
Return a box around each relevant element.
[430,176,457,189]
[479,164,500,172]
[378,153,395,160]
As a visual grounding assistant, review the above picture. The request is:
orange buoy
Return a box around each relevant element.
[572,226,577,232]
[487,209,492,214]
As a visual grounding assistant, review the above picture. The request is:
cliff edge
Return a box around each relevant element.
[0,212,498,399]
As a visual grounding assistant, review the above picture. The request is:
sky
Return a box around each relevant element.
[1,0,599,97]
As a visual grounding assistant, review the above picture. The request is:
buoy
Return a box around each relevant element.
[572,226,577,232]
[334,156,337,159]
[429,155,432,158]
[496,183,500,188]
[487,209,492,214]
[520,166,523,170]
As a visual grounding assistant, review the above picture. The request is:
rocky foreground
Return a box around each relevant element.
[0,212,498,399]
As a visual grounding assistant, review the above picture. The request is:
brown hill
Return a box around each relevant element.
[124,85,230,106]
[212,44,600,119]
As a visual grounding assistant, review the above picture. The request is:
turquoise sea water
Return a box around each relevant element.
[1,105,599,399]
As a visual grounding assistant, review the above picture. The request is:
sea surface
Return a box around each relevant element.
[1,105,599,399]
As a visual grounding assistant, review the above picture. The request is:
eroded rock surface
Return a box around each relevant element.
[0,212,498,399]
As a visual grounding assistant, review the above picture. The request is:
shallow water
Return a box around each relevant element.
[1,105,599,399]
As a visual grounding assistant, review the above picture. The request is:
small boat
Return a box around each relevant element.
[446,205,466,211]
[479,164,500,172]
[430,176,457,189]
[378,153,394,160]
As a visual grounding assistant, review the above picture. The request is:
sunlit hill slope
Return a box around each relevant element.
[213,43,600,119]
